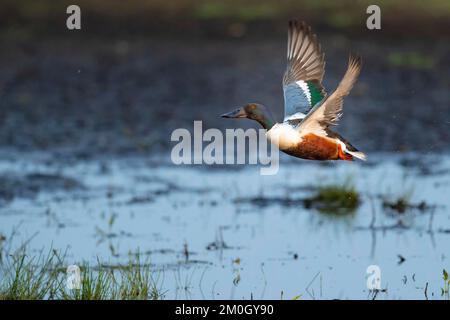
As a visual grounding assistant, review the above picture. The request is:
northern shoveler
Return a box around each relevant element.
[222,20,366,161]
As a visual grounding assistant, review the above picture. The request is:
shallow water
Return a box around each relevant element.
[0,152,449,299]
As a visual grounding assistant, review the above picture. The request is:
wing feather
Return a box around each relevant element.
[297,55,362,135]
[283,21,326,121]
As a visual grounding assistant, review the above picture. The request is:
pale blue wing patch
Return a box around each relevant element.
[283,80,312,121]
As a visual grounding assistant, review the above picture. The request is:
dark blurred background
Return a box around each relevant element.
[0,0,448,159]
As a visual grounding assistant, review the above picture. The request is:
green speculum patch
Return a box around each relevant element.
[307,81,325,106]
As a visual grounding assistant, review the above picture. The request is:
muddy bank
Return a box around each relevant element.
[0,34,448,160]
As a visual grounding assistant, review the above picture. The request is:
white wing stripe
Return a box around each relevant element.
[295,80,311,105]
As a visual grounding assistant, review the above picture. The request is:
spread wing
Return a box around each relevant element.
[283,21,326,122]
[296,55,362,136]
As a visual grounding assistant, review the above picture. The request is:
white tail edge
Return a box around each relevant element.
[346,150,367,161]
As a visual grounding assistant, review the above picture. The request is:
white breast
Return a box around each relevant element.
[266,123,303,150]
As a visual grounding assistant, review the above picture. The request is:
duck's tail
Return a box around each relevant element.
[337,139,367,161]
[346,150,367,161]
[327,129,367,161]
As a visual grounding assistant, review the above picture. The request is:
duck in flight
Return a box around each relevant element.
[222,20,366,161]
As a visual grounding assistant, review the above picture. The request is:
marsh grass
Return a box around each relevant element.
[442,269,450,299]
[0,250,165,300]
[304,182,360,215]
[234,180,360,215]
[383,198,429,214]
[387,52,435,69]
[0,249,63,299]
[381,188,430,214]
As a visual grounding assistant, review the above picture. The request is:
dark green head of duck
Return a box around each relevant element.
[221,103,275,130]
